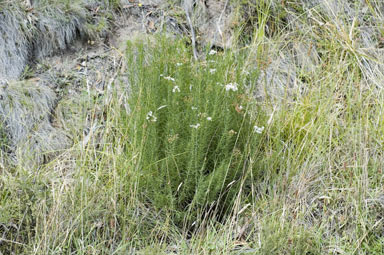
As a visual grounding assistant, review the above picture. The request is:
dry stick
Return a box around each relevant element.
[184,0,198,60]
[216,0,230,45]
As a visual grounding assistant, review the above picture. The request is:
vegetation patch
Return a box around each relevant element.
[124,37,265,227]
[1,0,384,254]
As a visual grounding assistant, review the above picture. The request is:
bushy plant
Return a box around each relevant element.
[125,37,265,227]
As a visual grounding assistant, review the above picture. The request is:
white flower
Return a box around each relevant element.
[172,86,180,93]
[207,117,212,121]
[163,76,175,82]
[209,49,217,55]
[146,111,157,122]
[210,69,216,74]
[190,123,201,129]
[146,111,153,120]
[229,130,237,135]
[176,63,183,66]
[225,83,238,92]
[191,106,198,110]
[189,85,193,91]
[253,126,264,134]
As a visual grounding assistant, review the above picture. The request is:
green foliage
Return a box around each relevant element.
[259,215,322,254]
[125,37,264,226]
[231,0,289,45]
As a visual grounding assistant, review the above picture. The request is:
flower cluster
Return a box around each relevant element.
[162,76,175,82]
[172,86,180,93]
[146,111,157,122]
[190,123,200,129]
[209,49,217,55]
[253,125,264,134]
[225,83,238,92]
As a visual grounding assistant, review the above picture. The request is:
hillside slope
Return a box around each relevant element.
[1,0,384,254]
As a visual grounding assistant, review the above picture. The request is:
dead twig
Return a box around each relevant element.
[184,0,198,60]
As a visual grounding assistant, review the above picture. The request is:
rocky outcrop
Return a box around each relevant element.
[0,1,112,167]
[0,80,70,167]
[193,0,234,49]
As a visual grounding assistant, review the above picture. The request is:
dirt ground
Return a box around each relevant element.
[0,0,236,168]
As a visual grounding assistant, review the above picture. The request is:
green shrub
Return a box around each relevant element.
[125,37,265,227]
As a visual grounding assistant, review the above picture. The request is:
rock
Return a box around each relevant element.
[193,0,234,49]
[0,9,31,79]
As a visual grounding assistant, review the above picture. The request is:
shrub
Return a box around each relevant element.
[124,37,265,227]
